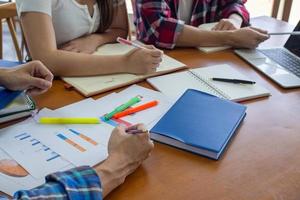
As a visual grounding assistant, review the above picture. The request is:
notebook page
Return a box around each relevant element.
[94,43,185,72]
[63,73,142,96]
[147,70,224,101]
[197,22,231,53]
[191,64,271,101]
[62,43,185,96]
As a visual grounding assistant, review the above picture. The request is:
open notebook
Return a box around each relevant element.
[147,64,271,102]
[62,43,186,97]
[198,22,231,53]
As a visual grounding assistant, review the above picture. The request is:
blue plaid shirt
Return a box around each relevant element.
[2,166,103,200]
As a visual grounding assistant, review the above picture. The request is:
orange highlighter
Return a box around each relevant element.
[113,100,159,119]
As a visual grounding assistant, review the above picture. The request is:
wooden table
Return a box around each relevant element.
[2,16,300,200]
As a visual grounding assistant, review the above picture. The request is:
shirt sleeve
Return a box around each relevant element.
[134,0,185,49]
[15,0,52,17]
[13,166,103,200]
[218,0,250,26]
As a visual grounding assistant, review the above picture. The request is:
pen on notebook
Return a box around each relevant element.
[268,31,300,36]
[212,78,256,84]
[117,37,146,49]
[39,117,101,124]
[104,96,142,120]
[113,100,159,119]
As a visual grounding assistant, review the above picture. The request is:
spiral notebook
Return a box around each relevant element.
[0,92,36,123]
[147,64,271,102]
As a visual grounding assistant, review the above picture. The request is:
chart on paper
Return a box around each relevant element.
[0,124,71,179]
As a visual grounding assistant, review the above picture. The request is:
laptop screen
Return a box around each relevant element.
[284,20,300,57]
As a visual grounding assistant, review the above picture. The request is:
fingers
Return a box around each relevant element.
[213,22,225,31]
[31,61,54,82]
[250,27,269,34]
[143,45,164,57]
[126,123,147,132]
[29,76,52,90]
[26,87,48,96]
[212,20,236,31]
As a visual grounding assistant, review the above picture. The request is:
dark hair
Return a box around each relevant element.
[96,0,118,33]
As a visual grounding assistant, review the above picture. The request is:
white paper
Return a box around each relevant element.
[32,108,113,167]
[0,148,43,196]
[0,124,71,179]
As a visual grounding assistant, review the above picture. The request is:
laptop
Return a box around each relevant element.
[234,20,300,88]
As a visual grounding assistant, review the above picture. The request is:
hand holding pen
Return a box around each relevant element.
[126,124,149,134]
[117,37,163,75]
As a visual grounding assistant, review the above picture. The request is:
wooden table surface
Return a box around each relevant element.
[1,16,300,200]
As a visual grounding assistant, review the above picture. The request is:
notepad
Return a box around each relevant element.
[147,64,271,102]
[62,43,186,97]
[150,89,247,160]
[197,22,231,53]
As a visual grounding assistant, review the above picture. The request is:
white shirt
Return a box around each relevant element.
[16,0,124,46]
[178,0,194,24]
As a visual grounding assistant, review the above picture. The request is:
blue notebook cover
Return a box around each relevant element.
[0,60,23,109]
[0,60,21,68]
[150,89,247,160]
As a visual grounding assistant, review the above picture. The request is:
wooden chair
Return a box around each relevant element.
[0,2,23,61]
[272,0,293,22]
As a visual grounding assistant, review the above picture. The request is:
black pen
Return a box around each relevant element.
[212,78,256,84]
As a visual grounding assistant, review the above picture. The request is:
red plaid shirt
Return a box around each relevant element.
[133,0,249,49]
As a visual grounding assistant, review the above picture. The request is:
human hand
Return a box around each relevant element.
[60,34,101,54]
[212,18,241,31]
[124,45,163,75]
[94,124,154,197]
[0,61,53,95]
[108,124,154,165]
[229,27,269,48]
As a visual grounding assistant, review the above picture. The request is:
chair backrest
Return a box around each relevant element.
[271,0,293,22]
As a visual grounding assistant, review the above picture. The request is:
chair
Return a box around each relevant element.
[0,2,23,62]
[272,0,293,22]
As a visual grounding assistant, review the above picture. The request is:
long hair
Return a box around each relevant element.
[96,0,117,33]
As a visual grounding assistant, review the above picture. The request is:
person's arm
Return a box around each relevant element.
[14,166,103,200]
[20,12,162,77]
[0,61,53,95]
[217,0,250,27]
[60,3,129,54]
[134,0,185,49]
[13,124,153,199]
[134,0,268,49]
[212,14,243,31]
[175,25,269,49]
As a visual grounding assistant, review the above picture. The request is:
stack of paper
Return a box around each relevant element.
[0,85,172,195]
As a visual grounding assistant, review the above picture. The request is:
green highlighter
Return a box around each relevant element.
[104,96,142,120]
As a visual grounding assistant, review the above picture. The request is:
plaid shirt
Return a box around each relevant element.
[133,0,249,49]
[10,166,102,200]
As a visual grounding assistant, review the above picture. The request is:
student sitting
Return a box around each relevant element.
[0,61,154,200]
[133,0,269,49]
[16,0,163,76]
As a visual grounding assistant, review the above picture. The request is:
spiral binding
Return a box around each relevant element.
[188,70,231,100]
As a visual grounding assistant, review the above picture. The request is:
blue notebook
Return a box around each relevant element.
[0,60,23,109]
[0,60,35,123]
[150,89,247,160]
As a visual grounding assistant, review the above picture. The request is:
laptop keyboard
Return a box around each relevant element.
[259,48,300,77]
